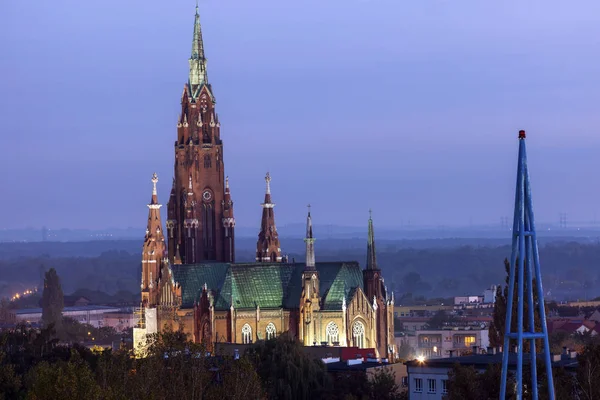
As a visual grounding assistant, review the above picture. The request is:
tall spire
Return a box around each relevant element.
[366,209,378,270]
[500,131,555,400]
[304,204,315,269]
[189,3,208,87]
[256,172,282,262]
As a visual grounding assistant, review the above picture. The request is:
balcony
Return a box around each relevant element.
[418,342,442,348]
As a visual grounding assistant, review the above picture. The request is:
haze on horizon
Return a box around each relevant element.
[1,0,599,231]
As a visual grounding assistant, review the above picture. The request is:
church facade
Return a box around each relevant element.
[138,5,396,361]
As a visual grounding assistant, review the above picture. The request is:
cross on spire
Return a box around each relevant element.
[265,172,271,194]
[152,173,158,195]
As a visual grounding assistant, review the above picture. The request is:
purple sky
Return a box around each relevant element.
[1,0,600,230]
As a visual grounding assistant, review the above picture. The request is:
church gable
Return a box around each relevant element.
[318,262,363,310]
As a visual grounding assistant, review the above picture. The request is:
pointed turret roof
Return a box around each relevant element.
[222,176,235,226]
[304,205,315,269]
[146,173,163,239]
[256,173,282,262]
[366,209,378,270]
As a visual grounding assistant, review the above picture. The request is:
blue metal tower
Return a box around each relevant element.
[500,130,555,400]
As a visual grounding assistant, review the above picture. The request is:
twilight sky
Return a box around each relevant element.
[1,0,600,230]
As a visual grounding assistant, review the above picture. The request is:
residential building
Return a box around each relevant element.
[396,327,489,358]
[404,349,578,400]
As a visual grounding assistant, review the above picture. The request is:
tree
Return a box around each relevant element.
[445,363,507,400]
[425,310,454,329]
[41,268,64,333]
[445,364,482,400]
[247,334,332,400]
[575,343,600,400]
[25,352,101,400]
[488,258,543,352]
[369,367,403,400]
[396,342,415,361]
[488,284,505,347]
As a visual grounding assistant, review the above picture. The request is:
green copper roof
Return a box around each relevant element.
[319,262,363,310]
[171,263,229,308]
[172,262,363,310]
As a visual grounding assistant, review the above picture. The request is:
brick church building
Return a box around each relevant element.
[138,5,396,361]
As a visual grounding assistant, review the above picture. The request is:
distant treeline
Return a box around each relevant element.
[1,239,599,301]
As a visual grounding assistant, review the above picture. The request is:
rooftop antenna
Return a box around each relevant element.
[500,130,555,400]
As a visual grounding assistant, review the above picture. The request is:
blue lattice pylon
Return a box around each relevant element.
[499,130,555,399]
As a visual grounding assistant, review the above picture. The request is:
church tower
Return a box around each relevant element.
[362,211,390,358]
[300,205,320,345]
[141,173,167,307]
[256,173,283,262]
[166,5,235,264]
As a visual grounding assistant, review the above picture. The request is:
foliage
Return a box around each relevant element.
[425,309,455,329]
[368,367,403,400]
[445,358,578,400]
[575,343,600,400]
[488,258,543,352]
[396,342,415,361]
[3,239,600,300]
[488,284,505,347]
[445,363,505,400]
[25,351,101,400]
[41,268,64,332]
[247,334,332,400]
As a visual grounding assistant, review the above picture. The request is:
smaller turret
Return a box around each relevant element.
[304,204,316,269]
[256,173,282,262]
[141,173,167,307]
[222,176,236,262]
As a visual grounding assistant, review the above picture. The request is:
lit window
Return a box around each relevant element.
[442,379,448,394]
[266,323,276,340]
[428,379,436,393]
[326,321,339,344]
[242,324,252,344]
[352,321,365,348]
[414,378,423,393]
[464,336,476,345]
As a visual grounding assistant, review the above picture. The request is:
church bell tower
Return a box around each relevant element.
[166,5,235,264]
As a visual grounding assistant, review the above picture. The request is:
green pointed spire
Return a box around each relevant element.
[366,209,378,270]
[189,3,208,88]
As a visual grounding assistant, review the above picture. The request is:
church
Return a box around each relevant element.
[137,5,396,361]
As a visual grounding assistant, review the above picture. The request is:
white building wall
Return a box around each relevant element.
[407,367,449,400]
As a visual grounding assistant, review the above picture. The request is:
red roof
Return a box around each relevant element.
[340,347,377,361]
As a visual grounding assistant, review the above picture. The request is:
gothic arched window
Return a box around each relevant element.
[326,321,339,344]
[352,320,365,349]
[242,324,252,344]
[266,323,276,340]
[204,155,211,168]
